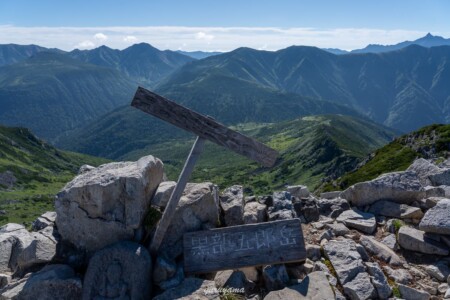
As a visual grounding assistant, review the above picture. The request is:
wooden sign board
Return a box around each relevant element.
[131,87,278,167]
[183,219,306,274]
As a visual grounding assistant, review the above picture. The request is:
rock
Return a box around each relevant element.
[153,278,220,300]
[316,197,350,218]
[153,255,177,285]
[426,262,450,282]
[158,264,184,291]
[55,155,164,252]
[0,264,82,300]
[382,266,412,284]
[0,274,11,289]
[326,222,350,236]
[239,266,259,282]
[398,284,431,300]
[356,244,370,262]
[343,272,377,300]
[286,185,310,198]
[82,241,152,300]
[0,223,57,273]
[243,201,267,224]
[151,181,176,208]
[259,195,273,207]
[384,218,402,233]
[398,226,449,255]
[319,229,333,241]
[220,185,244,226]
[340,171,425,206]
[31,211,57,231]
[267,192,294,221]
[78,164,95,174]
[381,234,399,251]
[419,199,450,235]
[292,197,319,223]
[424,186,446,198]
[407,158,450,186]
[159,182,219,259]
[17,228,57,270]
[360,235,404,266]
[323,239,365,285]
[320,191,342,199]
[439,283,449,294]
[336,208,377,234]
[365,262,392,299]
[446,288,450,298]
[263,271,335,300]
[262,264,289,291]
[0,171,16,189]
[306,244,321,261]
[369,200,423,219]
[214,270,246,289]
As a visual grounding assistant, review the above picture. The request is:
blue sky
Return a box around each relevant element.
[0,0,449,51]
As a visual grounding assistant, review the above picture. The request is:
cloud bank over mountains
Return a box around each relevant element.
[0,25,443,52]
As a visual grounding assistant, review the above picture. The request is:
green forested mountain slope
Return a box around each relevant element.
[123,115,396,194]
[69,43,195,86]
[0,125,108,226]
[322,124,450,191]
[158,45,450,132]
[0,52,136,140]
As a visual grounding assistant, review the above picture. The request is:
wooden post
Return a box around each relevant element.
[149,136,206,255]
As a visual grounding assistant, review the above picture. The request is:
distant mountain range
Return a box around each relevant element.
[176,50,222,59]
[1,34,450,150]
[325,33,450,54]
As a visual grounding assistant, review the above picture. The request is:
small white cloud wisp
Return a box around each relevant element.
[0,25,442,52]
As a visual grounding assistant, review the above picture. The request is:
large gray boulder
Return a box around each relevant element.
[419,199,450,235]
[365,262,392,299]
[55,155,164,252]
[407,158,450,186]
[336,208,377,234]
[292,197,319,223]
[263,271,335,300]
[151,181,176,208]
[267,191,294,221]
[397,284,430,300]
[398,226,449,255]
[219,185,244,226]
[159,182,219,259]
[369,200,423,219]
[343,272,377,300]
[341,171,425,206]
[0,264,82,300]
[82,241,152,300]
[359,235,403,266]
[243,201,267,224]
[286,185,310,198]
[0,223,57,273]
[323,239,366,285]
[316,197,350,218]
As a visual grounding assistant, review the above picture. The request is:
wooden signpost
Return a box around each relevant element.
[131,87,306,272]
[184,219,306,274]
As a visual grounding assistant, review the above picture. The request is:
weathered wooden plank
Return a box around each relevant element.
[131,87,278,167]
[183,219,306,274]
[150,136,205,255]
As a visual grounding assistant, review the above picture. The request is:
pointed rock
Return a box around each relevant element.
[398,226,449,255]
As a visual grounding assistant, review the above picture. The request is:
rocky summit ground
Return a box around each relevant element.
[0,155,450,299]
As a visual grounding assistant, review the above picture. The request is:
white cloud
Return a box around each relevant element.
[94,32,108,41]
[123,35,138,43]
[0,25,446,52]
[195,31,214,41]
[75,40,95,49]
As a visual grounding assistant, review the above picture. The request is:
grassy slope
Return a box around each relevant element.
[125,115,396,195]
[0,126,109,226]
[322,124,450,191]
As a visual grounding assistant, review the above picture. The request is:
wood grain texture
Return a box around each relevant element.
[150,136,205,255]
[183,219,306,274]
[131,87,278,167]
